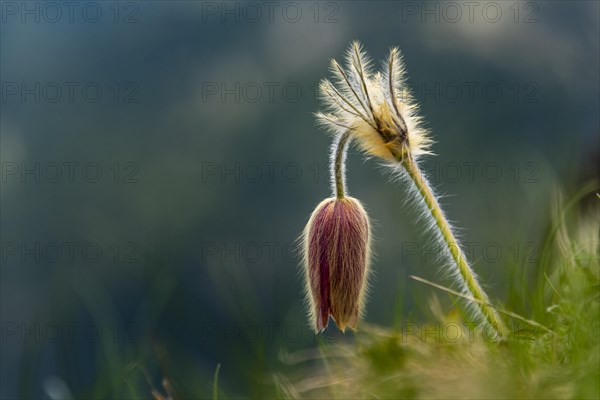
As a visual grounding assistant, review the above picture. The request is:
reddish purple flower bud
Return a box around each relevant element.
[302,197,371,332]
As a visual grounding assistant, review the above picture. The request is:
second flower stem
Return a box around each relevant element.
[333,131,352,199]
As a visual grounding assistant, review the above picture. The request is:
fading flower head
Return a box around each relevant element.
[316,41,432,162]
[302,196,371,332]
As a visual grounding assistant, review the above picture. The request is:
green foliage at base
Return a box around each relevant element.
[277,188,599,399]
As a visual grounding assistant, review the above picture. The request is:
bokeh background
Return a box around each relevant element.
[1,1,598,398]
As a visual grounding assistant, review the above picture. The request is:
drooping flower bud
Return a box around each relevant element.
[302,196,371,332]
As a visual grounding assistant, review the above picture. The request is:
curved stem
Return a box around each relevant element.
[332,131,352,199]
[402,156,508,339]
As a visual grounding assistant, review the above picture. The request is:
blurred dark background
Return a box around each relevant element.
[1,1,598,398]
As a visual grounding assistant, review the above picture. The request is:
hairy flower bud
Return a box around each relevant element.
[316,42,432,163]
[302,196,371,332]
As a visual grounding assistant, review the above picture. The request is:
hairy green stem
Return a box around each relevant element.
[402,156,508,339]
[333,131,352,199]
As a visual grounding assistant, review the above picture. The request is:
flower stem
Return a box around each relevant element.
[332,131,352,199]
[401,155,508,339]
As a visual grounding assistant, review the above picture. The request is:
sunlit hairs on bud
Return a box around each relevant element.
[314,41,508,339]
[302,196,371,332]
[301,116,371,332]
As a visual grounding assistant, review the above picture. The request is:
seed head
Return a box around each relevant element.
[302,197,371,332]
[316,41,432,162]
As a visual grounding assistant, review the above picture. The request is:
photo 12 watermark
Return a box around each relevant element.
[398,1,539,24]
[1,82,140,104]
[1,161,140,184]
[196,321,539,345]
[200,241,296,265]
[1,241,142,265]
[198,321,306,345]
[1,1,140,24]
[400,241,539,264]
[400,322,539,343]
[201,81,302,104]
[201,161,303,184]
[198,161,541,185]
[412,81,540,104]
[199,1,340,24]
[1,321,138,344]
